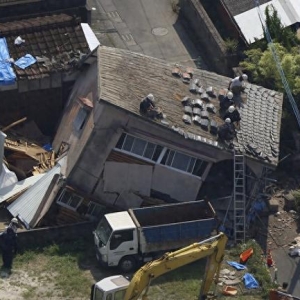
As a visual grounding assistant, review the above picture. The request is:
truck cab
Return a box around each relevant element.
[91,275,129,300]
[93,212,138,272]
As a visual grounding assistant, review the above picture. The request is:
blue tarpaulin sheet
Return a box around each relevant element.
[227,261,247,270]
[14,54,36,70]
[243,273,259,289]
[0,38,16,85]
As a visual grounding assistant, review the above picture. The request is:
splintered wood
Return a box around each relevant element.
[4,137,55,175]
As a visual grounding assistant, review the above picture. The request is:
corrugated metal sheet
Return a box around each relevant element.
[0,174,44,204]
[7,156,66,227]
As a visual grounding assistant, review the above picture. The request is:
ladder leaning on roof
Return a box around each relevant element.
[233,150,246,244]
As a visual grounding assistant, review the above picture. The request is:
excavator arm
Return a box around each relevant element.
[124,232,228,300]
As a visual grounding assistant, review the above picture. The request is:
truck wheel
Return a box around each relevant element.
[119,256,136,273]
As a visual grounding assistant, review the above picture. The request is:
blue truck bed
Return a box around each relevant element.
[128,200,218,253]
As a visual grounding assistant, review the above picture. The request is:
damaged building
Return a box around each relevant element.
[30,45,283,228]
[0,8,98,136]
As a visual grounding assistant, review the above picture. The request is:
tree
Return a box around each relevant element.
[264,6,299,50]
[240,43,300,95]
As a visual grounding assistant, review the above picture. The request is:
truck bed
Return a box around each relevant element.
[129,200,218,253]
[130,200,215,226]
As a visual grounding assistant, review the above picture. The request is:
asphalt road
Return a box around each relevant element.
[272,247,300,297]
[87,0,208,69]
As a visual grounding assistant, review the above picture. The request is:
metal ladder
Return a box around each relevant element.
[233,151,246,244]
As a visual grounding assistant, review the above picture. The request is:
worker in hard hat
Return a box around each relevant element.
[140,94,162,119]
[1,227,18,271]
[228,74,248,96]
[220,91,234,111]
[223,105,241,128]
[8,218,19,234]
[218,118,236,142]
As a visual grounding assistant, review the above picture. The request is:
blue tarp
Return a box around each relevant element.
[0,38,16,85]
[14,54,36,70]
[243,273,259,289]
[227,261,247,270]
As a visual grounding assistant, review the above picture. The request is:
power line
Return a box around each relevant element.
[254,0,300,128]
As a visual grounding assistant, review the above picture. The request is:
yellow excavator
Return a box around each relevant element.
[90,232,228,300]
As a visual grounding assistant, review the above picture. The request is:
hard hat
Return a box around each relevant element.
[228,106,235,113]
[11,217,18,224]
[225,118,231,124]
[227,91,233,100]
[242,74,248,81]
[147,94,154,101]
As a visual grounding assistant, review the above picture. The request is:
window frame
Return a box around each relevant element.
[86,201,106,219]
[160,149,208,178]
[114,133,210,178]
[115,133,163,163]
[56,189,84,211]
[73,106,89,131]
[109,230,134,250]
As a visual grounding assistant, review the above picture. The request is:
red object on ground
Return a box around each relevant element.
[240,247,254,264]
[267,250,274,267]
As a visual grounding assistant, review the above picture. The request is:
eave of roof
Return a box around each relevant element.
[97,46,283,166]
[221,0,272,16]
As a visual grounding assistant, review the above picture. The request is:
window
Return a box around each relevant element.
[95,218,113,246]
[115,133,209,178]
[110,230,134,250]
[115,133,163,162]
[115,290,126,300]
[106,294,112,300]
[87,202,106,218]
[93,287,104,300]
[57,189,83,210]
[161,150,208,177]
[73,107,88,131]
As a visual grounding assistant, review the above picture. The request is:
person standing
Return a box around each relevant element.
[8,218,18,234]
[228,74,248,96]
[1,227,18,270]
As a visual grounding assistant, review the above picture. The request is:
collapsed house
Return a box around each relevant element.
[0,12,98,136]
[0,45,283,230]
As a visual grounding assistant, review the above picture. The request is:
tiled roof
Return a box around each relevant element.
[0,14,90,79]
[221,0,272,16]
[98,46,283,166]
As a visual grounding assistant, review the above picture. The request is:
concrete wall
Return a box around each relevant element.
[152,165,202,202]
[67,103,232,205]
[53,62,98,176]
[179,0,229,75]
[17,221,94,250]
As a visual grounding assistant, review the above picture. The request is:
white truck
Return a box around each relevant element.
[93,200,218,272]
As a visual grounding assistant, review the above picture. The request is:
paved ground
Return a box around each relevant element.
[87,0,208,69]
[272,247,300,297]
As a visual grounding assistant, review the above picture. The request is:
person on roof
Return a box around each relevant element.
[220,91,234,111]
[223,105,241,128]
[228,74,248,95]
[139,94,162,119]
[218,118,236,142]
[140,94,155,114]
